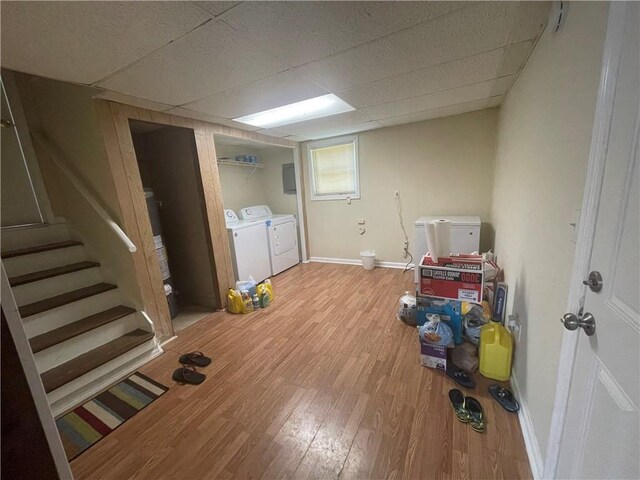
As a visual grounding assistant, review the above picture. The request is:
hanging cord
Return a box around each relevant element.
[395,193,414,273]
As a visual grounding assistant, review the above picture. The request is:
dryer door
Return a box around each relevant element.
[269,219,300,275]
[272,221,297,255]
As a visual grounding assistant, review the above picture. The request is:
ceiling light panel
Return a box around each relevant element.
[233,94,354,128]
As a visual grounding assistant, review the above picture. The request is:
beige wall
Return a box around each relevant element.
[216,145,267,213]
[302,109,498,263]
[15,73,144,309]
[491,2,607,461]
[217,143,297,217]
[261,147,297,216]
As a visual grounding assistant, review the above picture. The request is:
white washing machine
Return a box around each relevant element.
[224,209,271,283]
[239,205,300,276]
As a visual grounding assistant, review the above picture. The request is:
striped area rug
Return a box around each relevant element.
[56,372,168,461]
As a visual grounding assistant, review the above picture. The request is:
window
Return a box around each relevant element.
[307,135,359,201]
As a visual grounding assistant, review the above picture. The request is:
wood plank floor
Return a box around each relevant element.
[70,263,531,480]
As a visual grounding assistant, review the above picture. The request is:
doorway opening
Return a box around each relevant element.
[129,120,218,332]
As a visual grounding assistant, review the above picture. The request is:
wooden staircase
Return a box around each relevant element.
[1,222,160,416]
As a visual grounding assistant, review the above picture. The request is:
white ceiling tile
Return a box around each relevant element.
[337,47,523,109]
[97,21,288,105]
[166,107,263,131]
[219,1,465,67]
[0,1,211,84]
[296,2,518,92]
[182,70,329,118]
[498,41,536,77]
[95,90,173,112]
[508,2,551,44]
[362,76,514,119]
[377,96,503,127]
[193,2,241,17]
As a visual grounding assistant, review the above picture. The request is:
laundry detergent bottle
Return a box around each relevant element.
[478,321,513,381]
[227,288,243,314]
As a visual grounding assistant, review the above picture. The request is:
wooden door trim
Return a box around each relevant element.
[96,101,298,340]
[544,3,626,478]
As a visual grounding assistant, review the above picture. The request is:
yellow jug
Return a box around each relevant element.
[227,288,243,314]
[479,321,513,381]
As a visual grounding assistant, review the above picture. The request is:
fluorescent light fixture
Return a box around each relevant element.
[233,94,355,129]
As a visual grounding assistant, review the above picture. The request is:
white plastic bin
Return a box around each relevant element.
[360,250,376,270]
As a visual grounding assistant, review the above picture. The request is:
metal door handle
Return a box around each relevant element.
[561,312,596,336]
[1,119,14,128]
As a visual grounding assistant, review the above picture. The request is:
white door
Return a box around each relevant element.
[555,3,639,479]
[0,79,44,227]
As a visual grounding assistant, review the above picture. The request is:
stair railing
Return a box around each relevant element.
[31,131,137,253]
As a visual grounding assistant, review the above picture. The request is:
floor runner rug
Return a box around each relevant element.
[56,371,168,461]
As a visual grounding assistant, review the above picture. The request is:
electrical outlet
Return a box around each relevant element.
[393,190,400,198]
[357,219,366,225]
[402,241,409,258]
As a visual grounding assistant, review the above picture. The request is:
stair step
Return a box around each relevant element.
[40,329,154,393]
[19,283,117,318]
[1,240,82,258]
[9,261,100,287]
[30,305,137,354]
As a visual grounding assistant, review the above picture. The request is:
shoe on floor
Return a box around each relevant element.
[446,365,476,389]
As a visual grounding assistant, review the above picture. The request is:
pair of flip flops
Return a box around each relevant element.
[489,384,520,413]
[448,388,486,433]
[172,351,211,385]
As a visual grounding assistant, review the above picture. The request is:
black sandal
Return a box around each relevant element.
[448,389,471,423]
[179,351,212,367]
[465,396,486,433]
[172,365,206,385]
[489,384,520,413]
[446,365,476,389]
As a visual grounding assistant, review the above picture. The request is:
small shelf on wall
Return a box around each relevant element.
[217,158,264,169]
[217,158,263,179]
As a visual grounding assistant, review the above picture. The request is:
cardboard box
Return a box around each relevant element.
[419,340,447,371]
[418,255,484,303]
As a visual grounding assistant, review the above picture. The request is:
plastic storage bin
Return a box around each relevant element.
[478,321,513,381]
[360,250,376,270]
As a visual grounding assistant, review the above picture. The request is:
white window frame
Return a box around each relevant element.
[307,135,360,201]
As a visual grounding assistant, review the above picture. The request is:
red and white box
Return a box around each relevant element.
[418,254,484,303]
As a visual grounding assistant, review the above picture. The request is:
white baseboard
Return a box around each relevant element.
[309,256,411,270]
[511,374,544,479]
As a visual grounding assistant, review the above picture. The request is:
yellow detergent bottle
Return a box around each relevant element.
[264,279,274,301]
[479,321,513,381]
[227,288,243,314]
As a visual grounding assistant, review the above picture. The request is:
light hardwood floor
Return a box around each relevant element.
[71,263,531,479]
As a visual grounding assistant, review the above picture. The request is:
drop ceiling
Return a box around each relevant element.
[1,1,550,141]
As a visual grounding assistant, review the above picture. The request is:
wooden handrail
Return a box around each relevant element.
[31,132,137,253]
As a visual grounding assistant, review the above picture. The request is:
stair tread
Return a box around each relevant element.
[9,261,100,287]
[1,240,82,258]
[30,305,137,354]
[40,329,154,393]
[19,283,117,318]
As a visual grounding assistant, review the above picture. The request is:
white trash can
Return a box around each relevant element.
[360,250,376,270]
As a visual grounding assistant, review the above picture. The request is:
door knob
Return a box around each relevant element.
[561,312,596,336]
[0,119,14,128]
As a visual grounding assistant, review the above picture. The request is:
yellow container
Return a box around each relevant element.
[479,321,513,381]
[227,289,243,314]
